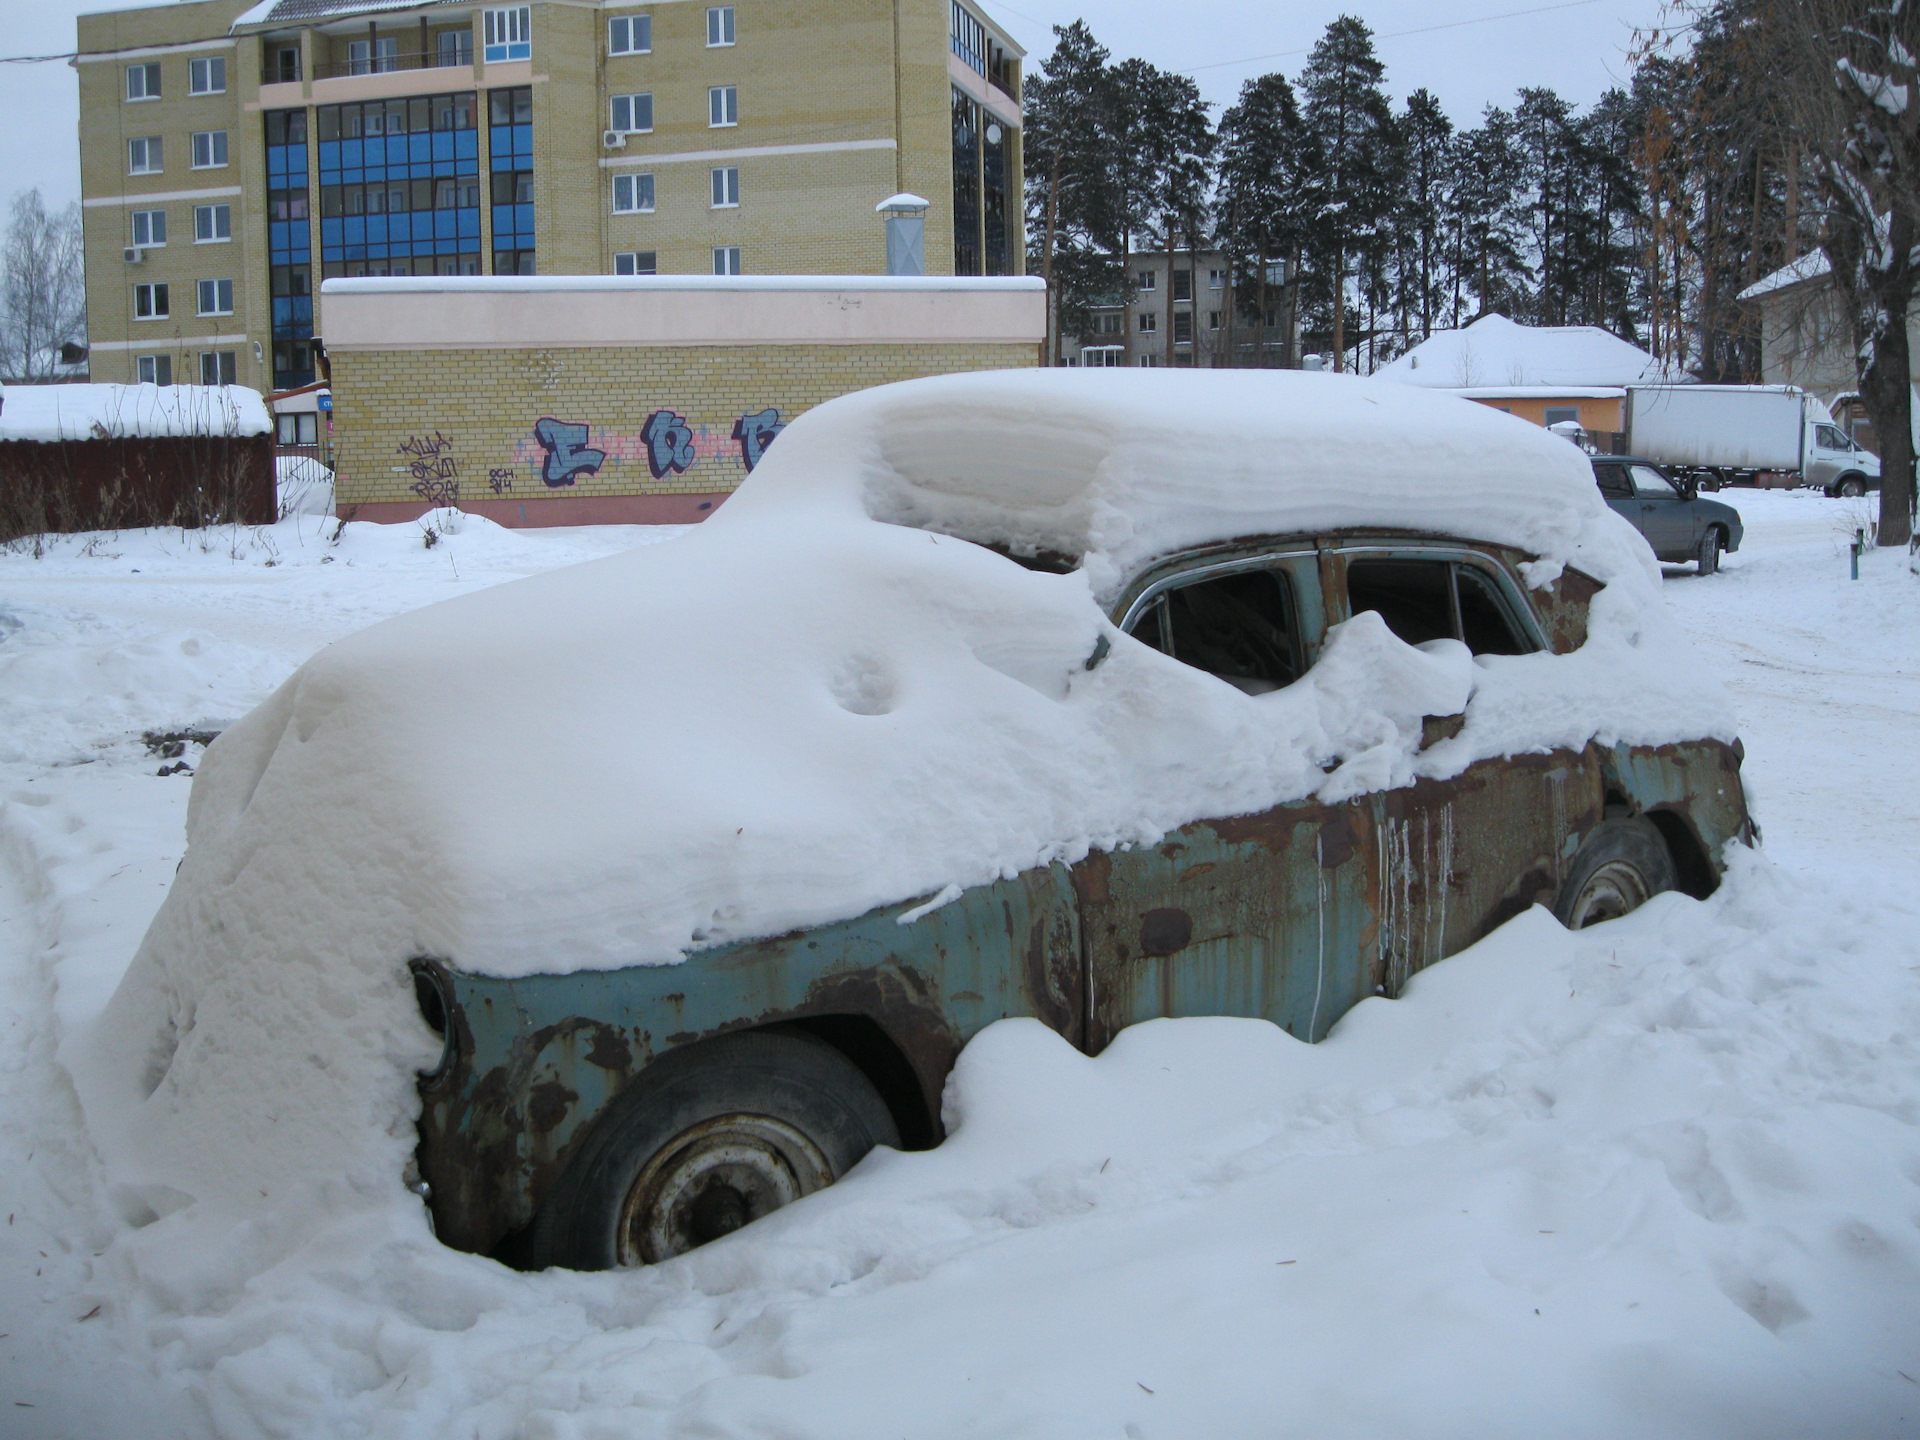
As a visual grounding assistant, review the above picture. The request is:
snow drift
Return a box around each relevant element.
[81,368,1733,1224]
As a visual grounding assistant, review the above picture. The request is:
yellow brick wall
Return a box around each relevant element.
[330,342,1036,507]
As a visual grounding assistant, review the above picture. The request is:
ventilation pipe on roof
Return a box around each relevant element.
[877,194,930,277]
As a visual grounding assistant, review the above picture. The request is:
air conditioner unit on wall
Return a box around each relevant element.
[603,130,626,149]
[124,247,144,264]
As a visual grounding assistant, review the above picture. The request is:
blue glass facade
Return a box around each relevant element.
[265,109,314,389]
[489,86,535,274]
[316,92,481,280]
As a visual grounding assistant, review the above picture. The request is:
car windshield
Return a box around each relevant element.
[1629,464,1680,498]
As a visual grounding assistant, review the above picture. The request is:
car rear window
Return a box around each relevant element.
[1127,568,1301,695]
[1346,557,1532,657]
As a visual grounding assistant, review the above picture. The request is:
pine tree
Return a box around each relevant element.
[1216,73,1318,366]
[1299,16,1396,371]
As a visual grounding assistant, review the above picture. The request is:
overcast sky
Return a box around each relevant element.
[1,0,1676,213]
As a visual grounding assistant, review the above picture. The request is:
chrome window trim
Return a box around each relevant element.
[1115,550,1315,635]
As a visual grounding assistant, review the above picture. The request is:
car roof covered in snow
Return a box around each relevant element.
[0,383,271,443]
[719,367,1609,602]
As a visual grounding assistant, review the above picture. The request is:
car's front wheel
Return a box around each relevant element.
[528,1030,900,1270]
[1838,475,1867,497]
[1554,818,1677,930]
[1695,527,1722,576]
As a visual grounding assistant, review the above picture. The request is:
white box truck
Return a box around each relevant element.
[1624,384,1880,495]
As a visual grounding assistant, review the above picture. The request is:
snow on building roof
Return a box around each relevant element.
[230,0,455,29]
[0,384,271,443]
[1374,314,1676,392]
[1738,251,1831,302]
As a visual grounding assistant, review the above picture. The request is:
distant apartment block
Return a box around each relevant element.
[76,0,1024,390]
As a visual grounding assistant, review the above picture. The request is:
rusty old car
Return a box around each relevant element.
[391,370,1756,1273]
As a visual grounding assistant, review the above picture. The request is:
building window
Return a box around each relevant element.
[614,250,656,274]
[951,89,979,275]
[713,245,742,275]
[134,282,169,319]
[126,62,161,100]
[1208,268,1226,289]
[710,166,739,207]
[612,172,655,213]
[1082,345,1124,367]
[609,93,653,133]
[189,55,226,94]
[950,0,987,75]
[483,6,531,62]
[1137,311,1157,333]
[266,107,314,389]
[1173,269,1192,301]
[708,85,738,126]
[1137,353,1161,367]
[1095,311,1122,335]
[196,278,234,316]
[1544,406,1581,427]
[191,130,229,169]
[136,354,172,385]
[277,412,319,445]
[130,209,166,247]
[348,37,399,74]
[194,204,232,242]
[609,14,651,54]
[1136,270,1155,291]
[199,350,237,386]
[437,29,474,66]
[271,44,301,83]
[706,6,735,45]
[1206,310,1220,330]
[128,136,163,175]
[487,86,535,272]
[1173,312,1193,343]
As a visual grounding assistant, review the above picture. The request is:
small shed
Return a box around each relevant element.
[0,383,275,542]
[319,275,1047,526]
[1375,314,1681,448]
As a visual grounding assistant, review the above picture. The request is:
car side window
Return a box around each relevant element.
[1816,424,1848,449]
[1593,464,1631,498]
[1346,557,1533,657]
[1629,464,1680,498]
[1127,568,1301,695]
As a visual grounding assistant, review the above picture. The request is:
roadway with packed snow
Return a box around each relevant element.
[0,488,1915,1438]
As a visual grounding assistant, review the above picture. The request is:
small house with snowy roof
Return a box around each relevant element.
[1374,313,1682,449]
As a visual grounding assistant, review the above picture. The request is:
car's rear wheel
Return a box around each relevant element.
[1695,527,1721,576]
[1838,475,1867,497]
[528,1030,899,1271]
[1554,818,1677,930]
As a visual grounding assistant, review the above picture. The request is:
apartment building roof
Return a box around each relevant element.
[231,0,462,32]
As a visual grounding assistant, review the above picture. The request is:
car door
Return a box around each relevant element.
[1323,544,1606,994]
[1076,549,1379,1048]
[1627,463,1695,559]
[1592,462,1639,534]
[1805,423,1849,490]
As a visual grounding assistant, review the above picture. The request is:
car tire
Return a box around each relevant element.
[1839,476,1867,497]
[527,1029,899,1271]
[1553,817,1677,930]
[1695,527,1721,576]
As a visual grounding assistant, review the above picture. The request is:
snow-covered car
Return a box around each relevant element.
[93,371,1752,1275]
[1590,457,1744,574]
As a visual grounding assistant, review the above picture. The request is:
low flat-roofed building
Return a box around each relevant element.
[322,272,1044,524]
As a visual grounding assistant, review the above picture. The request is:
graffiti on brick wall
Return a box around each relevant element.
[533,418,607,488]
[399,430,460,506]
[732,408,786,471]
[504,408,790,484]
[642,410,697,479]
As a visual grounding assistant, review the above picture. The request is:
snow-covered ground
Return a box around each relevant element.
[1,491,1916,1437]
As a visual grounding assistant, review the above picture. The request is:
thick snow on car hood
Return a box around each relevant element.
[87,369,1732,1216]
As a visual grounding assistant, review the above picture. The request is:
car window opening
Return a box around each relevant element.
[1127,569,1301,695]
[1346,557,1530,657]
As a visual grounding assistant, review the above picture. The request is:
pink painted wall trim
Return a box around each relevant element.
[338,493,732,527]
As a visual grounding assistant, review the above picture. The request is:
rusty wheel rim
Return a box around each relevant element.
[617,1113,833,1265]
[1568,859,1651,929]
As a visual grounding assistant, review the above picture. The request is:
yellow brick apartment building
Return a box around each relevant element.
[75,0,1024,391]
